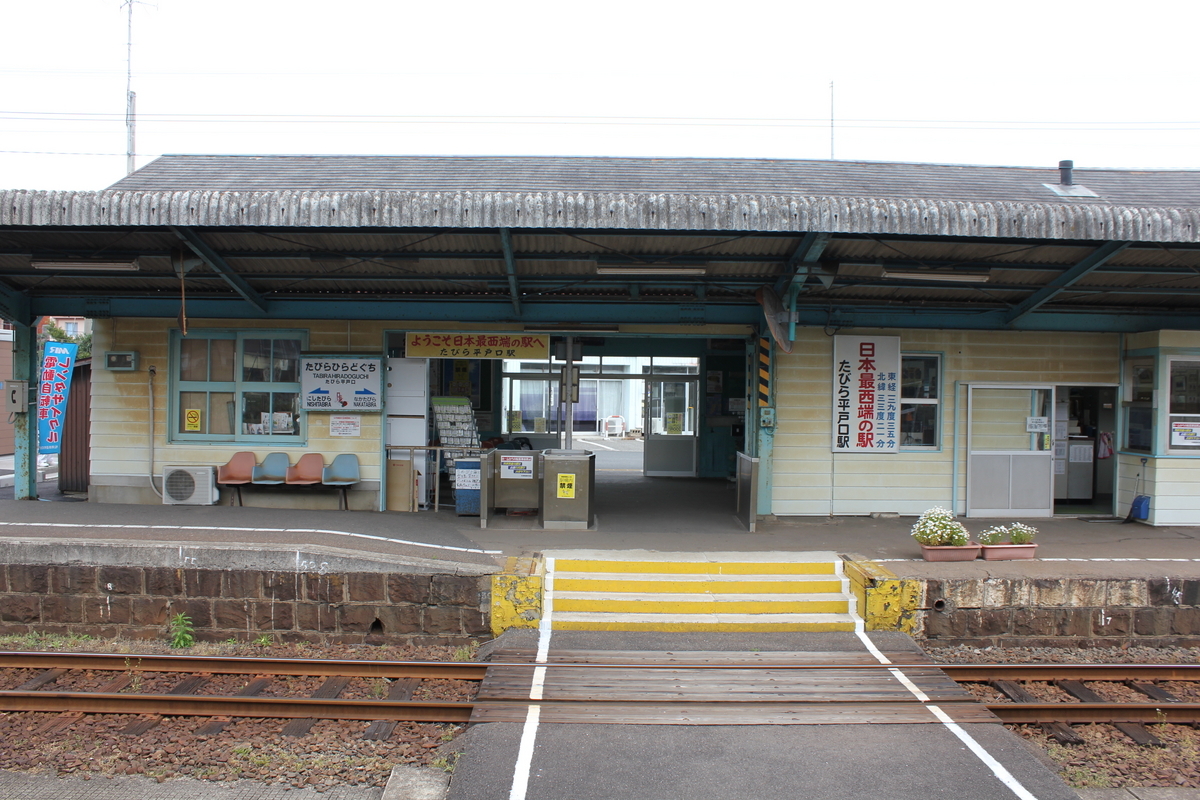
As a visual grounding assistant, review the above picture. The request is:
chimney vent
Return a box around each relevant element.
[1059,160,1074,186]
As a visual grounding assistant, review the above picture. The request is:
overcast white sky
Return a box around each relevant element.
[4,0,1199,190]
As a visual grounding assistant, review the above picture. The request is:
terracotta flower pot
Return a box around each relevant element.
[980,543,1038,560]
[919,542,982,561]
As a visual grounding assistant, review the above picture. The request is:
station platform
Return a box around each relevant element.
[0,494,1198,580]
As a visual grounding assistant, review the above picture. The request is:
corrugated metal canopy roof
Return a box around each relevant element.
[2,155,1200,331]
[106,155,1200,207]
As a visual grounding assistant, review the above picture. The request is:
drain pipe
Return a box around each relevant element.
[147,365,162,498]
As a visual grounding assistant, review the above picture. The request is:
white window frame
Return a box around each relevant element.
[900,352,941,450]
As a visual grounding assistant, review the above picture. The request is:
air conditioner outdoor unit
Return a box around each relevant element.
[162,466,219,505]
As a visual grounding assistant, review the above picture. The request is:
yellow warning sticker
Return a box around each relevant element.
[184,408,203,432]
[557,473,576,499]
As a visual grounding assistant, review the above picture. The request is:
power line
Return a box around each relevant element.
[0,111,1196,132]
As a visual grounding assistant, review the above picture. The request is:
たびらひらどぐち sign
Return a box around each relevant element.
[300,356,383,411]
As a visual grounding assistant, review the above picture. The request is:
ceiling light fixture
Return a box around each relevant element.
[882,269,990,283]
[595,266,707,276]
[31,259,140,271]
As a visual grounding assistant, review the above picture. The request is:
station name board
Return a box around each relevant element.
[300,356,383,411]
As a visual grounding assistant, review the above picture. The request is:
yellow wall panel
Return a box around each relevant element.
[771,327,1121,516]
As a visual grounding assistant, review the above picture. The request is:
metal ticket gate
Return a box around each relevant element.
[479,449,596,530]
[736,451,759,532]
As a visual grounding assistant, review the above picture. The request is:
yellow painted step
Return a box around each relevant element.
[553,577,843,594]
[551,612,857,632]
[554,559,837,575]
[554,596,850,615]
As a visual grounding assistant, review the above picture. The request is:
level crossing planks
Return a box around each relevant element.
[472,648,996,726]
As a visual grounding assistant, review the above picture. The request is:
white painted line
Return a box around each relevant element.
[510,555,555,800]
[509,704,541,800]
[0,521,502,555]
[578,439,618,451]
[536,556,556,664]
[848,560,1039,799]
[928,705,1040,800]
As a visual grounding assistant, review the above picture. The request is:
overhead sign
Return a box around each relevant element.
[37,341,78,455]
[831,335,900,453]
[300,356,383,411]
[405,333,549,360]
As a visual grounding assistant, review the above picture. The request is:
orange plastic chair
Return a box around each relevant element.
[286,453,325,486]
[216,451,256,506]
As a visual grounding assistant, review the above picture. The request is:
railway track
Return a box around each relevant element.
[2,651,1198,738]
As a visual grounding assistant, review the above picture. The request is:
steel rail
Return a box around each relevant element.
[4,652,1199,680]
[0,691,474,723]
[940,664,1200,681]
[987,703,1200,725]
[0,652,487,679]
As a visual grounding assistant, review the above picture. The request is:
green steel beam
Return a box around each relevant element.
[498,228,522,315]
[1002,241,1131,325]
[16,293,1200,333]
[775,232,831,295]
[12,323,37,500]
[170,226,268,314]
[0,279,30,326]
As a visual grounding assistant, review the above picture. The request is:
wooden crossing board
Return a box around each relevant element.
[472,649,998,726]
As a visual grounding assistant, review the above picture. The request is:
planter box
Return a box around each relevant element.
[919,543,982,562]
[980,543,1038,560]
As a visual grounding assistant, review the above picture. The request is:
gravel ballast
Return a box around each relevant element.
[925,643,1200,790]
[0,635,474,792]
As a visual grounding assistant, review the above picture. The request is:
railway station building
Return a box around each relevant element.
[2,155,1199,526]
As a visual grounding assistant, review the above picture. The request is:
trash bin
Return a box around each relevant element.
[455,458,481,516]
[539,449,596,530]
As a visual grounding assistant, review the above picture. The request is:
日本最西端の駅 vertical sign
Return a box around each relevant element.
[832,335,900,453]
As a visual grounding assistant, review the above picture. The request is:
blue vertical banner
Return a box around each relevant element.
[37,341,79,455]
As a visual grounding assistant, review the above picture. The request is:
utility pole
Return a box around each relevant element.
[825,80,835,160]
[124,0,136,175]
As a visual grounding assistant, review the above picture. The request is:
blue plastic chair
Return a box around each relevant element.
[322,453,360,510]
[251,452,290,485]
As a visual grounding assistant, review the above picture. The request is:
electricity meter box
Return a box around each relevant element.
[539,449,596,530]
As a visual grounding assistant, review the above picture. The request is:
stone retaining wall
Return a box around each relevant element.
[918,576,1200,647]
[0,564,490,644]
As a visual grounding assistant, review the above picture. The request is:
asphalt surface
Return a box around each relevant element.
[449,631,1082,800]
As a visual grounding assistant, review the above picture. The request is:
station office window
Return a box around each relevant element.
[900,354,940,448]
[1167,359,1200,453]
[1124,359,1154,452]
[171,330,306,442]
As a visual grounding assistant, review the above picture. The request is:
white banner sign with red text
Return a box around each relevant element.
[831,335,900,453]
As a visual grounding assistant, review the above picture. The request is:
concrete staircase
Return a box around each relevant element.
[545,550,857,632]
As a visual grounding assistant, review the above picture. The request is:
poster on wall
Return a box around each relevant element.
[831,335,900,453]
[37,341,78,455]
[329,415,362,437]
[300,356,383,411]
[1172,421,1200,446]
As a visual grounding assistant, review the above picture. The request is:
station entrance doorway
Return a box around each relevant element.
[384,332,751,529]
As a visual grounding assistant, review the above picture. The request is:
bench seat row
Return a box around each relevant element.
[216,452,360,509]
